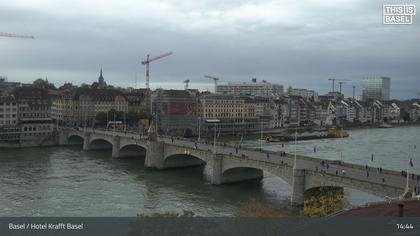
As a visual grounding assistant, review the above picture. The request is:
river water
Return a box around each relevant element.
[0,126,419,216]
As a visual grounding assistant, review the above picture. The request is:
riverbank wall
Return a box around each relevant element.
[0,131,65,149]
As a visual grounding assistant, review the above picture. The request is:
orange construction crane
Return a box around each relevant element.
[141,51,173,89]
[0,32,34,39]
[184,79,190,90]
[204,75,220,93]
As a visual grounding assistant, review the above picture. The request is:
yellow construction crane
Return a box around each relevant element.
[0,32,34,39]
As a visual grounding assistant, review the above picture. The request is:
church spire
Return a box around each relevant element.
[98,67,104,84]
[97,67,106,89]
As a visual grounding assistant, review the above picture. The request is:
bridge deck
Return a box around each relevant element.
[67,128,412,194]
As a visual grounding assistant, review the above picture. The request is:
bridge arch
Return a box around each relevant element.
[68,134,84,145]
[221,158,294,186]
[221,167,264,184]
[119,144,147,158]
[303,171,403,202]
[89,138,113,150]
[163,153,206,169]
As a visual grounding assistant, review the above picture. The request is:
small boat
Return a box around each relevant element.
[264,135,282,142]
[378,123,393,128]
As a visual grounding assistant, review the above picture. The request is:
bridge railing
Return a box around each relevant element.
[68,128,404,177]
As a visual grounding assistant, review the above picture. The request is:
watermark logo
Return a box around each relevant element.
[383,4,416,24]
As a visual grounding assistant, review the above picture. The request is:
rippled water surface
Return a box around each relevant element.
[1,126,418,216]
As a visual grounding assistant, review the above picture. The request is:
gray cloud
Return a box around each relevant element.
[0,0,419,99]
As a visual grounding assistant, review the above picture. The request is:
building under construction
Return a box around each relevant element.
[216,78,283,97]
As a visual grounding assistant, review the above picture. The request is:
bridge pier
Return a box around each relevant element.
[57,130,69,145]
[144,141,165,169]
[82,132,90,151]
[291,169,306,207]
[111,136,120,158]
[210,154,223,184]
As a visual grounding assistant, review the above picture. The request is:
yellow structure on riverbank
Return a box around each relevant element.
[327,128,349,138]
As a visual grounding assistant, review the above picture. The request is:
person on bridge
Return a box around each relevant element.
[314,145,317,153]
[266,153,269,159]
[171,136,174,143]
[366,171,369,178]
[235,146,239,154]
[194,141,198,149]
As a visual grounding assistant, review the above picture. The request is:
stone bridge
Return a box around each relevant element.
[58,128,409,206]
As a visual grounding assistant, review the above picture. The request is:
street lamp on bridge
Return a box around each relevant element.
[205,119,220,155]
[259,115,272,151]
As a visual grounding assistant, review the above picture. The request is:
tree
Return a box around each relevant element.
[95,112,107,125]
[287,86,293,95]
[126,111,141,126]
[108,109,124,121]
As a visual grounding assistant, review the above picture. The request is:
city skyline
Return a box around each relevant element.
[0,0,419,99]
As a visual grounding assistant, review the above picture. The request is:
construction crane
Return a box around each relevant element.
[0,32,34,39]
[328,78,350,93]
[352,85,356,100]
[141,51,173,89]
[328,78,337,93]
[338,81,346,94]
[204,75,220,93]
[184,79,190,90]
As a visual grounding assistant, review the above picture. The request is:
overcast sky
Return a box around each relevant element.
[0,0,419,99]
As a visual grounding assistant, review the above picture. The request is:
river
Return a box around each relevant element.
[0,126,419,216]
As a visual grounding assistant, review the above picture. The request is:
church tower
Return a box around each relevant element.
[98,68,107,89]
